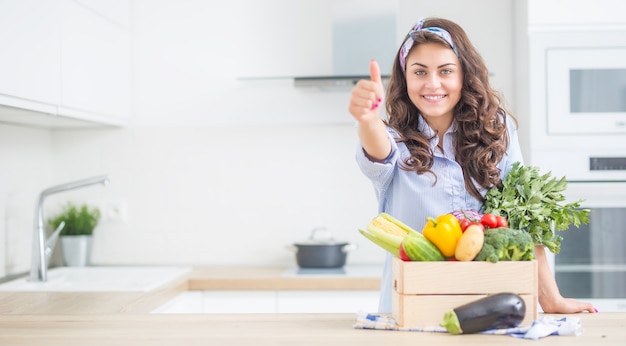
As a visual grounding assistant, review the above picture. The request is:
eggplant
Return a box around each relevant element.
[440,292,526,334]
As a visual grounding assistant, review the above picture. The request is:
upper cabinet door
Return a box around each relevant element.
[73,0,131,29]
[528,0,626,27]
[0,0,60,114]
[59,0,131,124]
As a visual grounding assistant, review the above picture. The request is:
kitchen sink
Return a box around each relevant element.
[0,266,191,292]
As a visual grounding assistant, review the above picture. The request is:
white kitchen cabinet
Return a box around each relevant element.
[0,0,60,115]
[151,291,204,314]
[153,290,379,314]
[202,291,277,314]
[528,0,626,27]
[0,0,131,128]
[73,0,131,29]
[276,290,379,313]
[59,0,131,124]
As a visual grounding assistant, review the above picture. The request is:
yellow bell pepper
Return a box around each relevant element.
[422,214,463,257]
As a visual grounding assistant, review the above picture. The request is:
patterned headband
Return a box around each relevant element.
[399,18,459,73]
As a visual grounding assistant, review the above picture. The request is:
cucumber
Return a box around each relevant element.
[440,292,526,334]
[402,232,445,261]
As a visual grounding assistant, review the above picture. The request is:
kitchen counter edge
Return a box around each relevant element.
[0,266,381,314]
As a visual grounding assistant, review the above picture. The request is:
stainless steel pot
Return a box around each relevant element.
[291,227,357,268]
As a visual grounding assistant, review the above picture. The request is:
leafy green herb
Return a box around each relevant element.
[48,202,101,236]
[483,162,590,254]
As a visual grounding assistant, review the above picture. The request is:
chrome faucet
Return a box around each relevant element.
[29,175,110,282]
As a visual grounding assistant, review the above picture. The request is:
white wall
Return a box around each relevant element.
[0,124,54,276]
[48,124,383,267]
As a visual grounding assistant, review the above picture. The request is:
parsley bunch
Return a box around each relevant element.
[483,162,590,254]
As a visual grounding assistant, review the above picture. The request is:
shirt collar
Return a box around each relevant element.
[418,115,457,138]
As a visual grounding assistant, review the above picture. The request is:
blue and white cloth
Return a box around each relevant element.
[353,311,583,340]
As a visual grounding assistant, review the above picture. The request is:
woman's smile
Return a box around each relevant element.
[422,94,447,102]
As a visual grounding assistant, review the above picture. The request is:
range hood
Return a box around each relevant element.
[294,1,397,88]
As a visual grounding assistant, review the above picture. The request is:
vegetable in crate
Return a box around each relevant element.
[421,214,463,257]
[483,162,590,254]
[358,213,417,257]
[454,224,484,261]
[359,213,444,261]
[441,293,526,334]
[474,228,534,263]
[401,231,445,261]
[451,209,508,231]
[450,209,483,222]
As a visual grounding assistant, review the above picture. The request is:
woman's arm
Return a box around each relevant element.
[348,60,391,161]
[535,245,597,313]
[357,118,390,162]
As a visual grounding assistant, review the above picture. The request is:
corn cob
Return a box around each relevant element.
[358,213,418,257]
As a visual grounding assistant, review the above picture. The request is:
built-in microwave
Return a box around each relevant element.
[528,29,626,182]
[546,47,626,135]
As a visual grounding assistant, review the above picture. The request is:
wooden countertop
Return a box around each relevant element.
[1,266,623,345]
[0,313,624,345]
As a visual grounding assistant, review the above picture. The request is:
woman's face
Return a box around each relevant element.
[404,42,463,127]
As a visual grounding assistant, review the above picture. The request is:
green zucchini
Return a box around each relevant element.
[402,231,445,261]
[440,292,526,334]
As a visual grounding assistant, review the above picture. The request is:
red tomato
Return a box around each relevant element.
[459,219,472,232]
[480,213,498,229]
[399,243,411,261]
[495,215,508,228]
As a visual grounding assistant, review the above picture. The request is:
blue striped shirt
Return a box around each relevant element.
[355,115,523,312]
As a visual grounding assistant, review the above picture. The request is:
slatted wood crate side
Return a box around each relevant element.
[391,291,537,328]
[391,258,538,329]
[392,258,538,294]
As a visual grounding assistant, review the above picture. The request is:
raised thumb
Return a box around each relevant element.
[369,59,382,85]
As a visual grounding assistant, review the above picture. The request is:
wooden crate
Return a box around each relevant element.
[391,257,538,329]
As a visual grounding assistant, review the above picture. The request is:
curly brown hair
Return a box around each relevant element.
[385,17,516,201]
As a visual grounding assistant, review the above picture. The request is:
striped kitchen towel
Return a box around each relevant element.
[353,311,583,340]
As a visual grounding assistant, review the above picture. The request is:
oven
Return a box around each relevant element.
[546,183,626,312]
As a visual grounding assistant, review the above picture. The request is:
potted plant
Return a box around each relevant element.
[48,202,101,267]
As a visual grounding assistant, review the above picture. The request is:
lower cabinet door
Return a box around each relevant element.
[152,291,204,314]
[276,290,379,313]
[153,290,380,314]
[202,290,278,313]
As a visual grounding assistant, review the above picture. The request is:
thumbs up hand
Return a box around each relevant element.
[348,59,384,123]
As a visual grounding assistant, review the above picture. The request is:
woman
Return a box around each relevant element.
[348,17,596,314]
